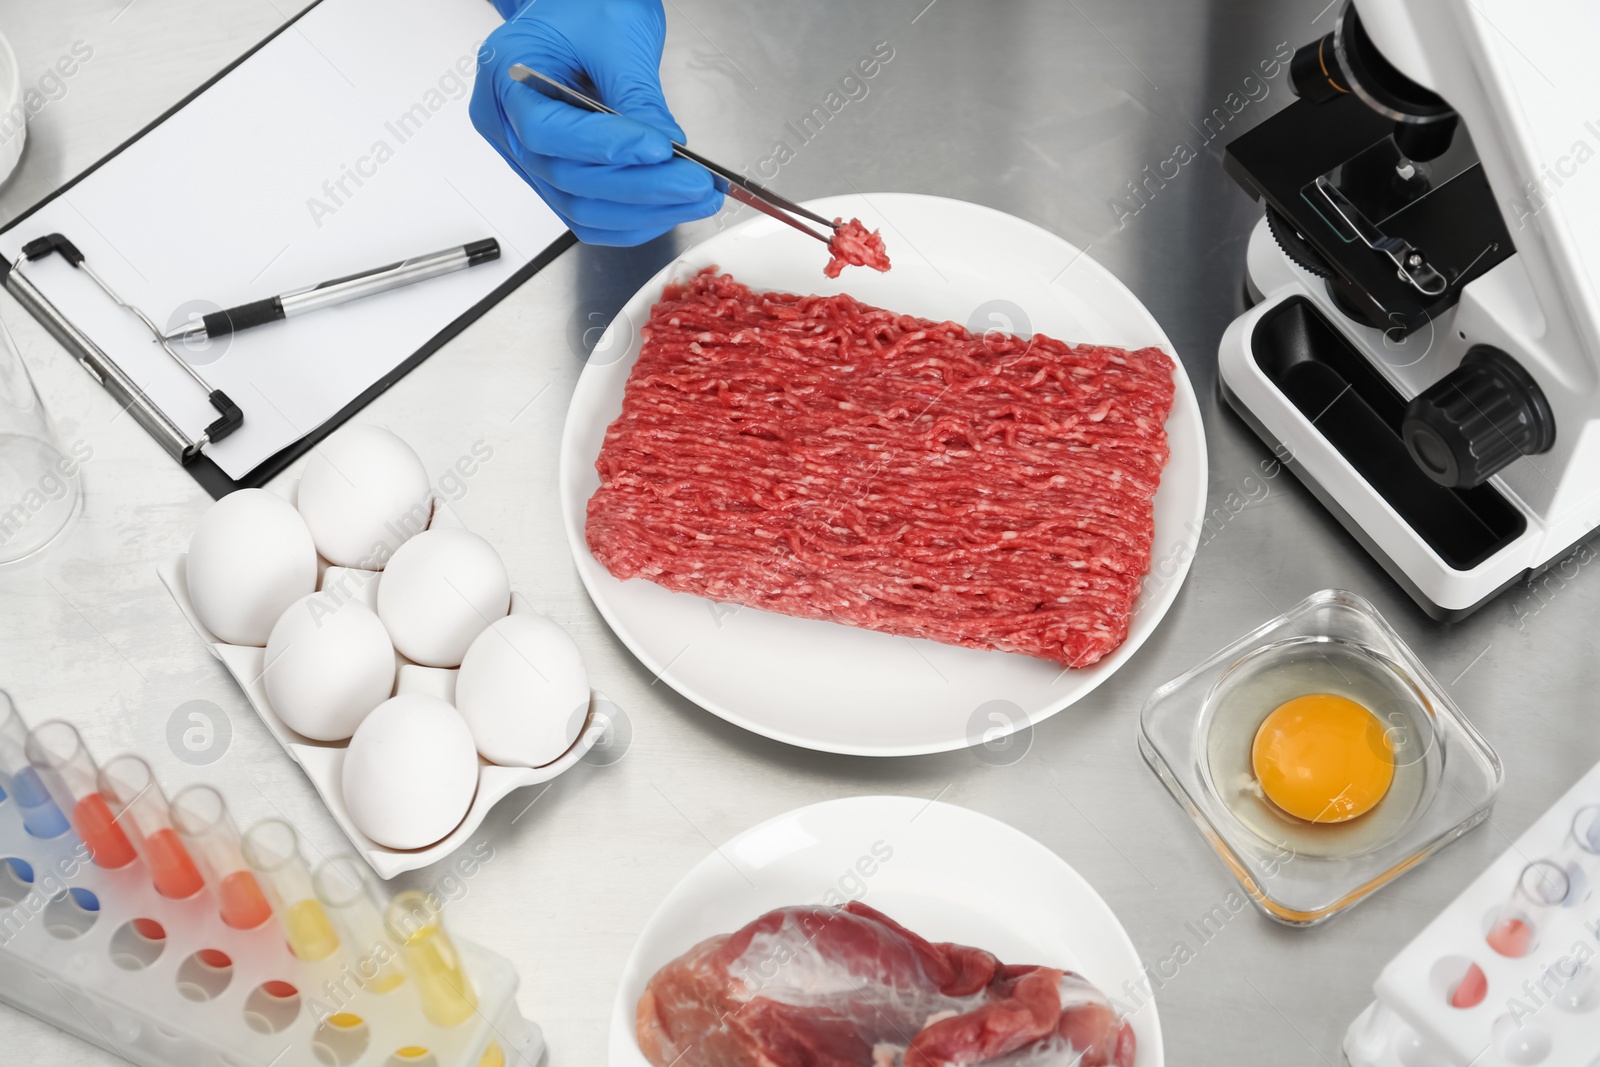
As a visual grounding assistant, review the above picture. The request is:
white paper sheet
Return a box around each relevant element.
[0,0,568,480]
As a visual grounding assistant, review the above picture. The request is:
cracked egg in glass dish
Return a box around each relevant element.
[1140,589,1501,926]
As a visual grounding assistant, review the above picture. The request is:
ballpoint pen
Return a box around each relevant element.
[162,238,502,344]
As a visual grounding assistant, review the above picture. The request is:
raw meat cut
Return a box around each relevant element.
[585,269,1176,668]
[635,901,1136,1067]
[825,218,892,278]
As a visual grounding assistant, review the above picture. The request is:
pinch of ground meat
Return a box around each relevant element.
[824,217,891,278]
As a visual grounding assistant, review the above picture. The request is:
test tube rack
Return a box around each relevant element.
[1345,759,1600,1067]
[0,791,545,1067]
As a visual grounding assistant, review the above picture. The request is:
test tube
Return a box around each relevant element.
[385,890,478,1027]
[0,692,68,839]
[1569,805,1600,873]
[242,819,340,962]
[171,785,273,931]
[24,721,136,868]
[312,856,406,993]
[1486,859,1570,958]
[98,755,205,900]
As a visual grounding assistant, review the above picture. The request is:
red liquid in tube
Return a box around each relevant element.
[72,793,136,869]
[1487,916,1534,957]
[143,827,205,900]
[218,870,273,930]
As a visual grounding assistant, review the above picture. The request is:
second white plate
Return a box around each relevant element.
[560,192,1207,756]
[608,795,1163,1066]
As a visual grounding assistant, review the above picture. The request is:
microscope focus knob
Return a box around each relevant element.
[1401,346,1555,489]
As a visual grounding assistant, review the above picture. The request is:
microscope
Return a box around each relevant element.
[1218,0,1600,619]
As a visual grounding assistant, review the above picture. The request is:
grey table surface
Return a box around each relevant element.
[1,1,1597,1065]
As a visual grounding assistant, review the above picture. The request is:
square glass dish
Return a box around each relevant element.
[1139,589,1503,926]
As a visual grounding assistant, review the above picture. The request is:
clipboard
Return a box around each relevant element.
[0,0,575,498]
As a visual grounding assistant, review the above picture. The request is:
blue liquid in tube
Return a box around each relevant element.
[6,767,70,839]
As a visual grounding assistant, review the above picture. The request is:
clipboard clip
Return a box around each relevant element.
[9,234,244,462]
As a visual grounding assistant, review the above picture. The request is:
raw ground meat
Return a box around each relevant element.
[585,268,1175,668]
[825,217,892,278]
[635,901,1136,1067]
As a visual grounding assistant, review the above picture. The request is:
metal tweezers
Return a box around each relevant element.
[508,64,839,247]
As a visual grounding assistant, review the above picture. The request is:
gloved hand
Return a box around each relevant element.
[472,0,724,246]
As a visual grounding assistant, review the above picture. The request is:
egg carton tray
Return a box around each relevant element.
[158,489,608,879]
[0,790,544,1067]
[1344,759,1600,1067]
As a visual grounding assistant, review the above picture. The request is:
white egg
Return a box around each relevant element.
[377,529,510,668]
[186,489,318,646]
[297,425,432,568]
[455,614,589,767]
[341,695,478,851]
[263,592,395,741]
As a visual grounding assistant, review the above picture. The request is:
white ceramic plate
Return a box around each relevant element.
[608,795,1163,1066]
[560,193,1206,756]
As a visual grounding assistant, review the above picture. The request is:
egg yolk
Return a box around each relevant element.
[1250,694,1395,823]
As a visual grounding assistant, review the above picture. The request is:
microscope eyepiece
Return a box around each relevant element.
[1288,2,1454,125]
[1289,33,1350,105]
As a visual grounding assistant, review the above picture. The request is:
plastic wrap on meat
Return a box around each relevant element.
[825,217,892,278]
[635,901,1136,1067]
[585,268,1176,667]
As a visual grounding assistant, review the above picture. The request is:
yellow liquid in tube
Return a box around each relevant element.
[367,967,406,994]
[399,919,477,1027]
[284,899,341,962]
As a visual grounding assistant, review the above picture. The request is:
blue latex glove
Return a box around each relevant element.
[472,0,724,246]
